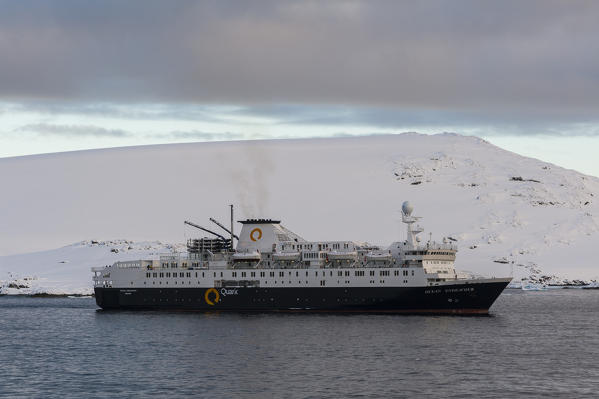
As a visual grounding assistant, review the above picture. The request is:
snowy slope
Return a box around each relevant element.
[0,133,598,294]
[0,240,182,295]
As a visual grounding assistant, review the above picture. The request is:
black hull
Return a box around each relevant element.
[95,280,509,314]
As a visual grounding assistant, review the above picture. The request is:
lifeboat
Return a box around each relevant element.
[232,250,261,261]
[365,251,392,262]
[326,251,358,261]
[272,252,301,261]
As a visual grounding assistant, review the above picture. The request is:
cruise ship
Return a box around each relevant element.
[92,202,511,314]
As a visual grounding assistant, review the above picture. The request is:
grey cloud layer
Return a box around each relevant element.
[13,122,251,141]
[1,0,598,117]
[16,123,131,138]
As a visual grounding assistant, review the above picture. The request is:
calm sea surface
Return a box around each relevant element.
[1,290,599,398]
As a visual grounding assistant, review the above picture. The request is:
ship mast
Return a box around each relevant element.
[401,201,423,249]
[230,204,234,250]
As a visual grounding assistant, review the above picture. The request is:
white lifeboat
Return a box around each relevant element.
[272,252,301,261]
[365,251,392,261]
[232,250,261,261]
[326,251,358,261]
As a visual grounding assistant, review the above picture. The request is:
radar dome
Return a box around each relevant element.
[402,201,414,216]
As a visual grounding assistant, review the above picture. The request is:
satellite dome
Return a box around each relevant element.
[402,201,414,216]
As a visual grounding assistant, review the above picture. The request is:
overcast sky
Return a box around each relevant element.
[1,0,598,176]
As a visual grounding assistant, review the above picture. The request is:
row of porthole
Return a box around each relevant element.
[138,297,387,304]
[137,279,409,286]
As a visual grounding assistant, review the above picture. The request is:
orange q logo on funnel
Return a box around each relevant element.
[250,228,262,241]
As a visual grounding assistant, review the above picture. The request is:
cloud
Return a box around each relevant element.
[15,123,131,138]
[161,130,248,141]
[0,0,598,114]
[1,0,599,138]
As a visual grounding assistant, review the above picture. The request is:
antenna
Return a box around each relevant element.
[401,201,423,248]
[230,204,234,250]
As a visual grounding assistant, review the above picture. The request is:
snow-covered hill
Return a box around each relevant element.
[0,240,182,295]
[1,133,598,294]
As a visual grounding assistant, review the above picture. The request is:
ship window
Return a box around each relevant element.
[232,272,237,277]
[166,273,170,277]
[251,272,256,277]
[260,272,265,277]
[306,271,309,276]
[345,271,350,276]
[279,272,284,277]
[186,272,191,278]
[412,271,414,276]
[338,271,343,276]
[315,271,318,276]
[296,271,299,277]
[270,272,275,277]
[180,272,184,277]
[370,271,375,276]
[241,272,246,277]
[159,273,164,277]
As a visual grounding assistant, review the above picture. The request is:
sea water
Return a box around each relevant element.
[1,290,599,398]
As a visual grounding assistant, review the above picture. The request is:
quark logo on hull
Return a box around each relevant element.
[204,287,239,305]
[204,288,220,305]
